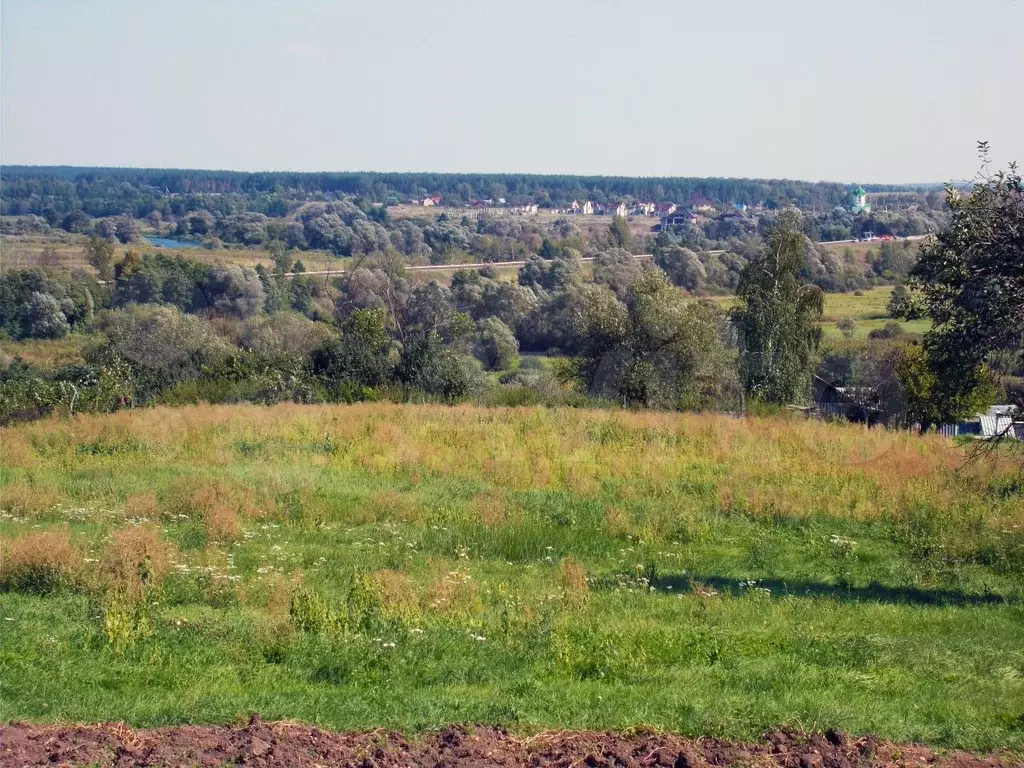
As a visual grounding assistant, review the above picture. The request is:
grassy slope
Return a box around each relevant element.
[1,404,1022,749]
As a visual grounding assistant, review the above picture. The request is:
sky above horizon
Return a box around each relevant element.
[1,1,1022,184]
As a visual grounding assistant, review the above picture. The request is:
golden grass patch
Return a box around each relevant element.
[205,504,243,543]
[101,524,177,599]
[370,569,421,623]
[0,483,63,516]
[0,528,81,592]
[373,490,424,524]
[559,556,589,607]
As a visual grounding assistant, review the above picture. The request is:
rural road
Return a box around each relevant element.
[285,253,660,278]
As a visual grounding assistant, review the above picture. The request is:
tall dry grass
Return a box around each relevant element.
[101,524,177,600]
[0,528,82,593]
[2,402,1016,528]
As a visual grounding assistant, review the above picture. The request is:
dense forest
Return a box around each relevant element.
[0,165,945,215]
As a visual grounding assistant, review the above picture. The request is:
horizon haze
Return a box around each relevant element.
[2,0,1022,184]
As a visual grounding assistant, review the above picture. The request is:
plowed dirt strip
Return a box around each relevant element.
[1,716,1018,768]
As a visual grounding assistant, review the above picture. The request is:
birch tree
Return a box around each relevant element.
[732,212,823,404]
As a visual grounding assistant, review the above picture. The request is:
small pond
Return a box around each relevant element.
[144,236,201,249]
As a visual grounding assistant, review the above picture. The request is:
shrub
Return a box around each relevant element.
[206,264,266,319]
[0,529,81,594]
[23,291,71,339]
[289,583,339,635]
[240,312,335,358]
[869,321,906,340]
[397,332,484,400]
[96,304,229,384]
[837,316,857,339]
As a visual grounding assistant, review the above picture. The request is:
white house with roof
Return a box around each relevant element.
[601,202,628,217]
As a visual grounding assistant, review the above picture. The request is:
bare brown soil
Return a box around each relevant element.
[1,716,1019,768]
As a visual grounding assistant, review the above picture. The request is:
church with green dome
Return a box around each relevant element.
[851,186,871,214]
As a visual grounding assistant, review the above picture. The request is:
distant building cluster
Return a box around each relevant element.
[410,194,791,224]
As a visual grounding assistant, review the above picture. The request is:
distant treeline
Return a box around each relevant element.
[0,166,940,215]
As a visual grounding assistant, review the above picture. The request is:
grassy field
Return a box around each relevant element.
[0,233,343,275]
[711,287,931,340]
[1,403,1022,750]
[819,287,931,339]
[0,333,91,367]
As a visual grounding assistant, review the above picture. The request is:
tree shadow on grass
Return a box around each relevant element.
[648,573,1018,607]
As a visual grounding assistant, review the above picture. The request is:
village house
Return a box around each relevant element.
[658,208,699,228]
[654,202,678,216]
[811,377,1022,439]
[938,405,1022,439]
[508,204,538,215]
[421,195,442,207]
[595,202,628,217]
[633,202,656,216]
[812,376,885,425]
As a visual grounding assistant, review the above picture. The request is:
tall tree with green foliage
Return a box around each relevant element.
[731,213,823,404]
[572,271,735,410]
[908,146,1022,425]
[85,236,115,281]
[608,215,632,250]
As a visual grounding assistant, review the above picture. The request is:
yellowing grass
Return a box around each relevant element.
[2,402,1016,527]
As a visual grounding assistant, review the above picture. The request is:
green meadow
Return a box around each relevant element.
[1,403,1022,750]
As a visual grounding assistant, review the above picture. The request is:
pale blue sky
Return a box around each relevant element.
[1,0,1021,183]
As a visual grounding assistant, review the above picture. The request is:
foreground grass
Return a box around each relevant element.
[1,403,1022,749]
